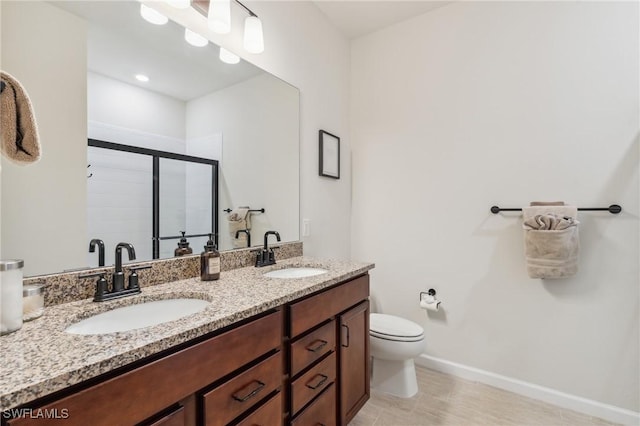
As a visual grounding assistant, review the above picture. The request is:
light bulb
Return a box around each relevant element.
[166,0,191,9]
[140,4,168,25]
[185,28,208,47]
[219,47,240,64]
[208,0,231,34]
[135,74,150,82]
[243,16,264,54]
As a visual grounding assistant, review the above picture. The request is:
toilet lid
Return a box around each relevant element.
[370,313,424,342]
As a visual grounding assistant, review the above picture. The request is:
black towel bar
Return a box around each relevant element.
[490,204,622,214]
[158,232,212,240]
[223,208,265,214]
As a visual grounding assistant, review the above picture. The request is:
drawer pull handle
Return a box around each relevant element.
[306,339,328,353]
[341,324,350,348]
[306,374,328,390]
[232,380,266,402]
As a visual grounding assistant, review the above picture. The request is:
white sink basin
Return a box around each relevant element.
[263,267,328,279]
[65,298,210,335]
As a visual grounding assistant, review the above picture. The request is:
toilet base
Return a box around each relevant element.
[371,357,419,398]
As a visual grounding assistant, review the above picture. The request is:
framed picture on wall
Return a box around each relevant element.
[319,130,340,179]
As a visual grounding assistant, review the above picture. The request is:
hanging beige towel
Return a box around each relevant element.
[228,207,251,248]
[522,204,579,279]
[0,71,41,164]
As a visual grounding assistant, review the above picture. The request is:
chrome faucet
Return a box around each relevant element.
[235,229,251,248]
[256,231,280,267]
[114,242,136,292]
[88,239,105,267]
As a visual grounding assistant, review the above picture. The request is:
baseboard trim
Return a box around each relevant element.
[415,354,640,425]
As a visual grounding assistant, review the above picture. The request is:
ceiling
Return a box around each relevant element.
[49,1,453,100]
[52,1,262,101]
[313,1,453,39]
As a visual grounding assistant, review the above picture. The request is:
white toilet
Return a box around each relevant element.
[370,313,426,398]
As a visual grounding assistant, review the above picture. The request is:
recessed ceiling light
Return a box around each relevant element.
[219,47,240,64]
[135,74,150,82]
[140,4,168,25]
[184,28,208,47]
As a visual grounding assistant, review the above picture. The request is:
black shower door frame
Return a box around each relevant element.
[88,139,219,259]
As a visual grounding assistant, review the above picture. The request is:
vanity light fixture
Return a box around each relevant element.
[243,14,264,54]
[166,0,191,9]
[193,0,264,54]
[219,47,240,64]
[185,28,209,47]
[235,0,264,54]
[140,4,168,25]
[135,74,150,82]
[208,0,231,34]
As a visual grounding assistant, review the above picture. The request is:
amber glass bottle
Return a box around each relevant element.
[175,231,193,257]
[201,234,220,281]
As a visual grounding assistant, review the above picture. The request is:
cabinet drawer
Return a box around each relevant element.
[236,393,282,426]
[291,352,336,415]
[291,320,336,377]
[291,383,336,426]
[202,352,282,426]
[6,310,282,426]
[146,406,185,426]
[289,275,369,337]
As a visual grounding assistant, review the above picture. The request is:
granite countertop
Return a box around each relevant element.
[0,256,374,411]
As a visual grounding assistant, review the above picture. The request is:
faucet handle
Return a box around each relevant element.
[79,272,109,301]
[128,265,152,290]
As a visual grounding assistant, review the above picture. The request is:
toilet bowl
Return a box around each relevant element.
[370,313,426,398]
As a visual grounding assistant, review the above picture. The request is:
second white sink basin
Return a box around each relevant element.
[65,298,210,335]
[263,267,328,279]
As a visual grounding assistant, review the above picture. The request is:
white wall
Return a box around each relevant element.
[186,74,298,250]
[351,1,639,413]
[88,72,186,142]
[0,1,87,276]
[149,1,352,259]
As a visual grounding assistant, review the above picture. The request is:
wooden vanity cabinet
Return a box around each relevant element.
[287,274,370,425]
[5,310,283,426]
[3,273,371,426]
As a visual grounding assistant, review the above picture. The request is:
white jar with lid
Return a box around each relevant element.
[1,259,24,335]
[23,283,45,321]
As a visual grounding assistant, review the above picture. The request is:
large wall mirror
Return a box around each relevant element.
[0,1,300,277]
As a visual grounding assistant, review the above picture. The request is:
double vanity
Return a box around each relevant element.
[0,251,374,425]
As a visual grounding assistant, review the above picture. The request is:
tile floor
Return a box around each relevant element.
[349,367,619,426]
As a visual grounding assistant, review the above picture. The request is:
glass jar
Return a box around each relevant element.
[23,283,45,321]
[1,259,24,335]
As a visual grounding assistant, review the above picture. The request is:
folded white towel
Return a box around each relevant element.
[522,204,579,279]
[523,205,577,221]
[523,214,578,231]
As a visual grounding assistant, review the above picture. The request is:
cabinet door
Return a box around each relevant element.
[339,301,369,425]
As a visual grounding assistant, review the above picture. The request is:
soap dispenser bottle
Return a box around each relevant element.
[201,233,220,281]
[175,231,193,257]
